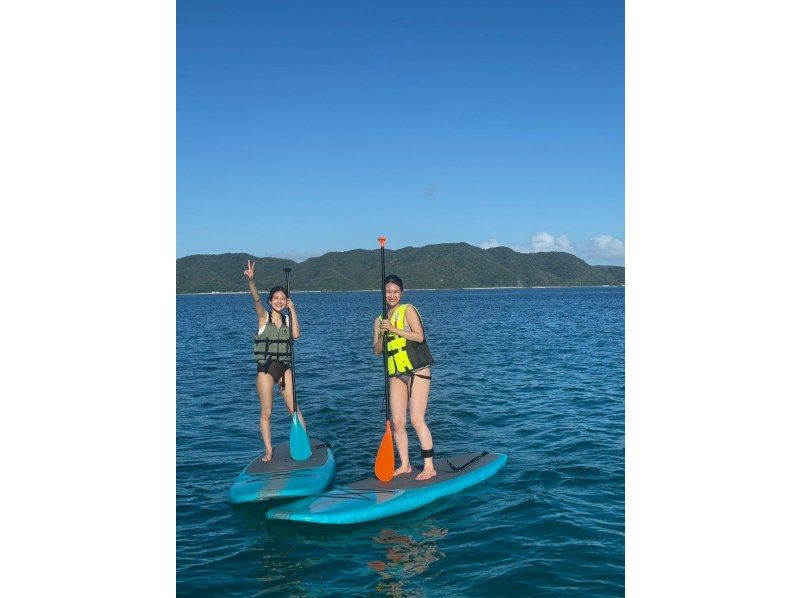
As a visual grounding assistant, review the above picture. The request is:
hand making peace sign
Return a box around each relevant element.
[244,260,255,280]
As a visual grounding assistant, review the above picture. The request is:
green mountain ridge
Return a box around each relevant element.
[176,243,624,293]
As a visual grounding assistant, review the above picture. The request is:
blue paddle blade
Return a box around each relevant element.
[289,413,312,460]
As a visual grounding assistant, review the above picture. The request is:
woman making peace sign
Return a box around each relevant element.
[244,260,305,461]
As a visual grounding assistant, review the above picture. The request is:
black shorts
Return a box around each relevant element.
[257,361,290,389]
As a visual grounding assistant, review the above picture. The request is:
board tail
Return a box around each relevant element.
[289,413,312,460]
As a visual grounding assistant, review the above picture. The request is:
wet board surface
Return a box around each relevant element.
[228,438,335,504]
[266,452,506,524]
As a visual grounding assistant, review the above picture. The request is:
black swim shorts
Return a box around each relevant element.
[257,361,290,389]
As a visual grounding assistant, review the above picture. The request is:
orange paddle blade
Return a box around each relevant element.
[377,236,387,248]
[374,421,395,481]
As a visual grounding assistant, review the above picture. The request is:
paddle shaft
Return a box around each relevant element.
[283,268,298,413]
[379,241,390,422]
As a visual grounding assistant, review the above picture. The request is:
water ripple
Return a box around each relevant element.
[178,287,624,596]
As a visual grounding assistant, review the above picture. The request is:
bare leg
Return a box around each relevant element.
[256,372,276,461]
[389,377,412,476]
[409,369,436,480]
[279,369,307,428]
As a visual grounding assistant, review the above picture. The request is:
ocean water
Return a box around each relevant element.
[177,287,624,596]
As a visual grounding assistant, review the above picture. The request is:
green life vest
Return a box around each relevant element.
[382,303,434,376]
[253,312,292,364]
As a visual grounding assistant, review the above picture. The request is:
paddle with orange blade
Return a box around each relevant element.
[374,235,395,481]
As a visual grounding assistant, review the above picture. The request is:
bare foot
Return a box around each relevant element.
[415,468,437,481]
[393,465,413,476]
[261,451,273,462]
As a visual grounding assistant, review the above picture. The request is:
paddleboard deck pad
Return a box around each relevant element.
[266,451,506,524]
[228,438,335,504]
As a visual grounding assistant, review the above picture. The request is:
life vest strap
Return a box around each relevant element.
[404,371,431,398]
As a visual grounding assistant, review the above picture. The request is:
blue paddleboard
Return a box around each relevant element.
[228,438,335,504]
[266,451,506,524]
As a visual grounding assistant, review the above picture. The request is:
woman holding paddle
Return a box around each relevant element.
[373,274,437,480]
[244,260,306,462]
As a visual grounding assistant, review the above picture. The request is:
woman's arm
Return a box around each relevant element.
[286,298,301,339]
[244,260,266,321]
[373,316,384,355]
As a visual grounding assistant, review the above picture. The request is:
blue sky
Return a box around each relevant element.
[178,0,624,264]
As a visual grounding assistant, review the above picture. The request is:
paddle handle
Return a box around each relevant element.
[283,267,297,413]
[378,237,390,422]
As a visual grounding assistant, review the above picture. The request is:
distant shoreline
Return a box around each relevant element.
[177,285,624,296]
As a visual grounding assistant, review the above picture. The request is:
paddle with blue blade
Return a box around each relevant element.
[374,236,395,481]
[284,267,312,461]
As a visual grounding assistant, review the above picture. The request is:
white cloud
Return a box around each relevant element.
[477,231,624,264]
[478,232,576,254]
[478,238,535,253]
[585,235,625,259]
[531,232,575,253]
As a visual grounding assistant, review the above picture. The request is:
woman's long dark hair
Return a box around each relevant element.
[268,285,288,300]
[383,275,404,291]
